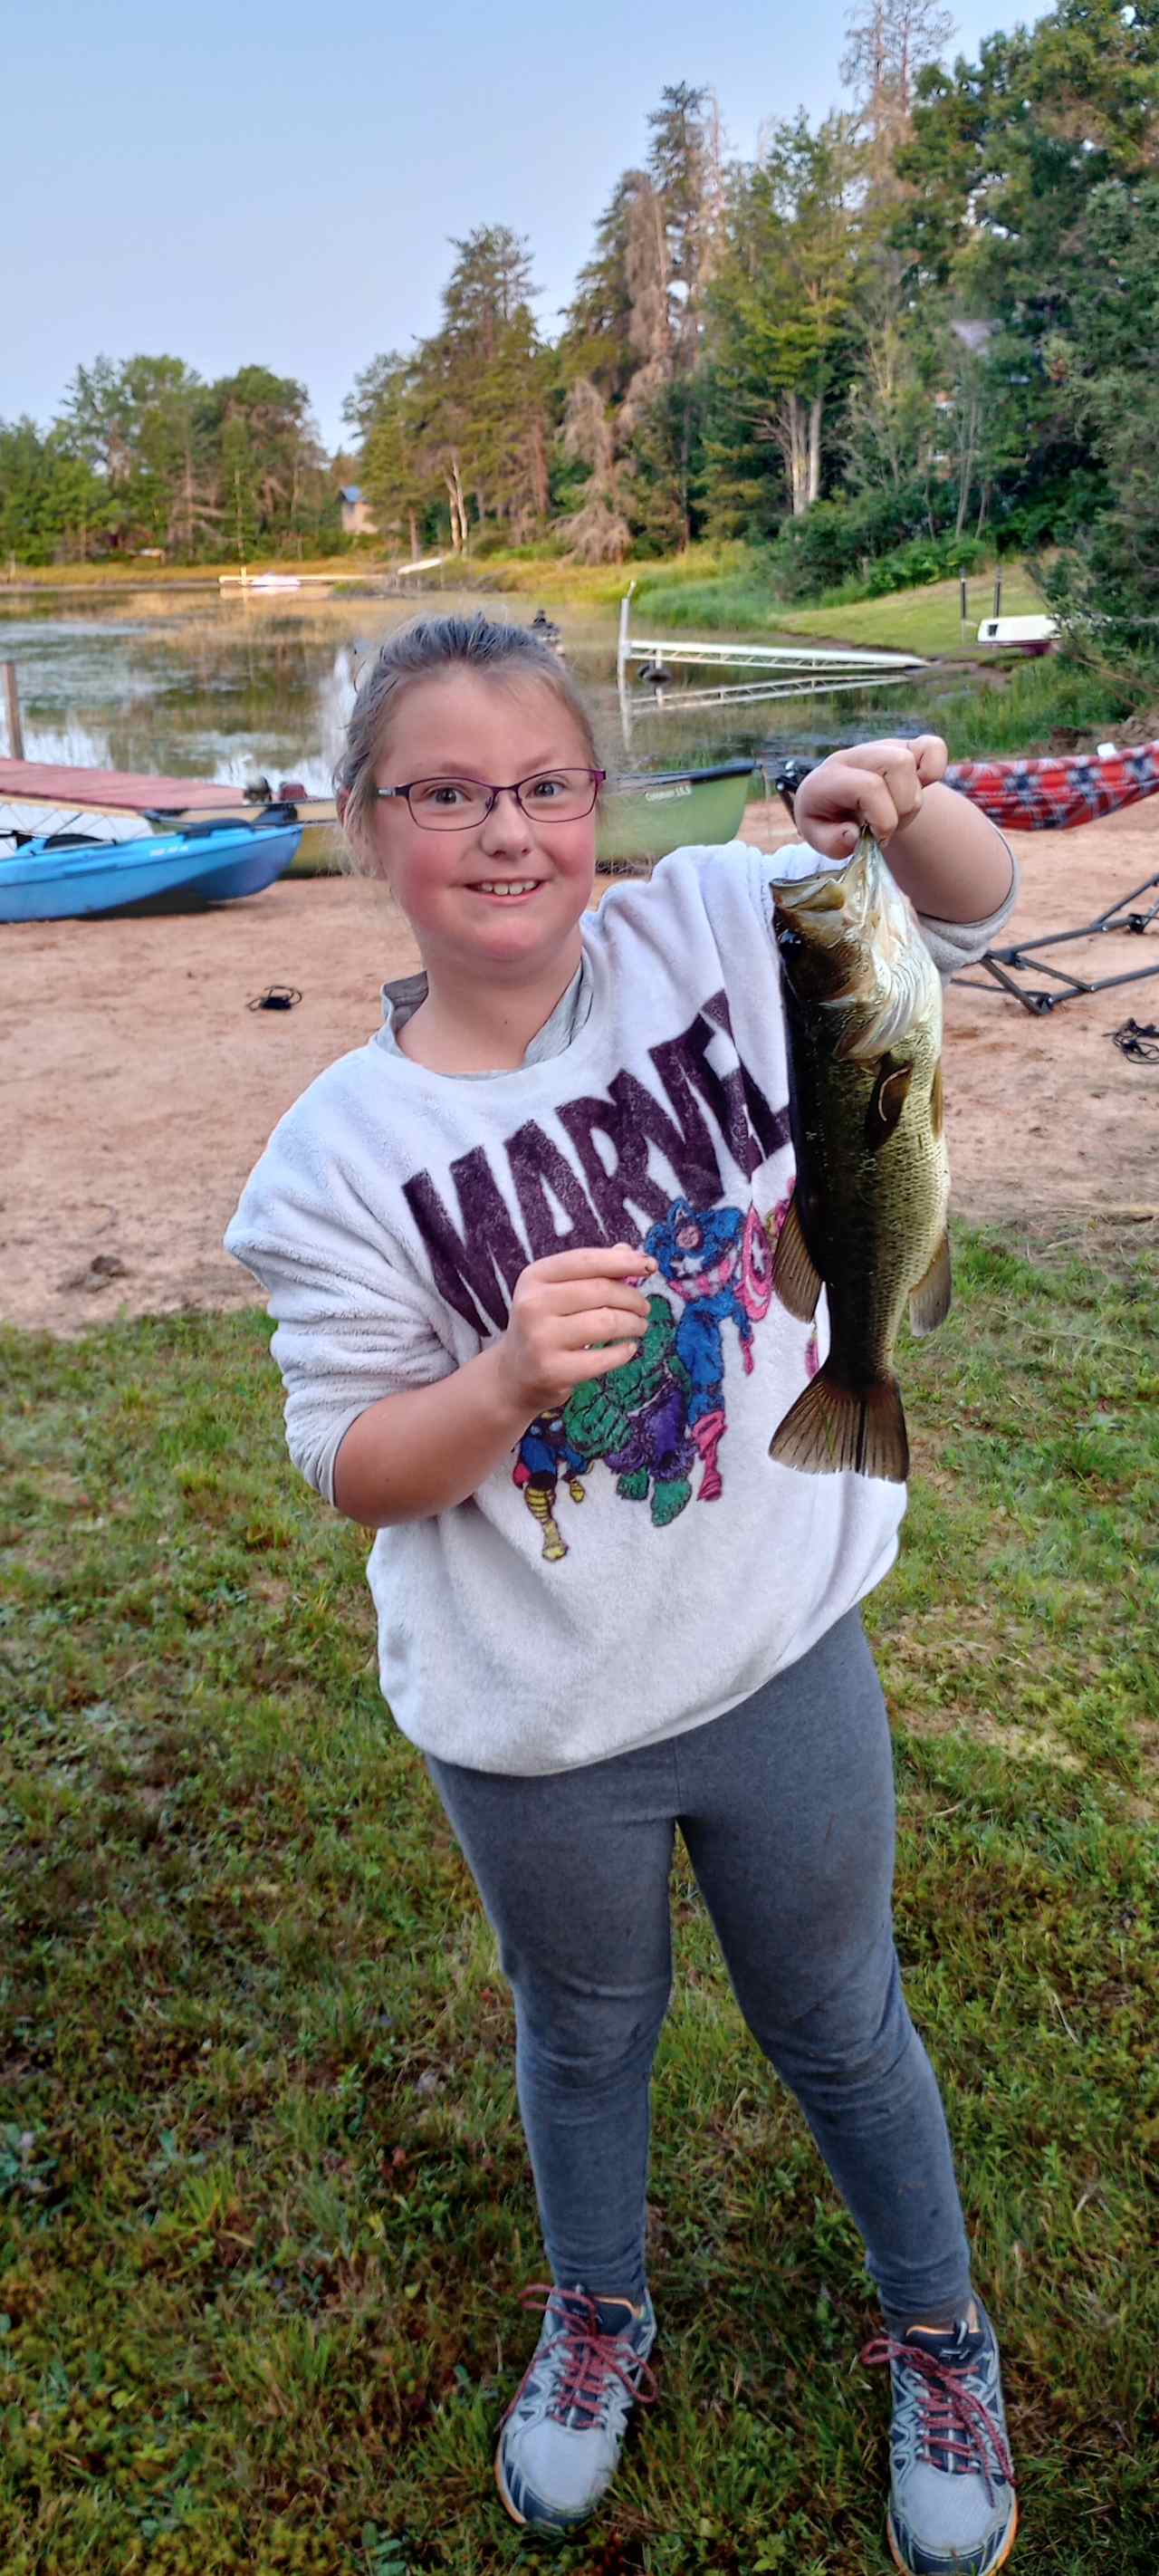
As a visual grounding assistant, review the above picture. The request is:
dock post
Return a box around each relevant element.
[3,660,24,761]
[616,581,637,745]
[960,575,968,643]
[617,582,636,697]
[992,572,1002,620]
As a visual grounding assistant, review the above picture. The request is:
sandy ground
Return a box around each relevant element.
[4,805,1157,1337]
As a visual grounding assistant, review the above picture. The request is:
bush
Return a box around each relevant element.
[770,486,943,599]
[851,533,985,596]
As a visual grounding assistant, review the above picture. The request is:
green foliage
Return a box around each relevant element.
[1035,177,1159,689]
[1,356,334,566]
[348,228,551,557]
[894,0,1159,654]
[836,532,986,598]
[0,418,108,565]
[0,1234,1156,2568]
[769,485,969,601]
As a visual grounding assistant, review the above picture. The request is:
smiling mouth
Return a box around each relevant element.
[470,879,542,899]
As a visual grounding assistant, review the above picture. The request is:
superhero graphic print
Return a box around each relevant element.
[514,1188,819,1561]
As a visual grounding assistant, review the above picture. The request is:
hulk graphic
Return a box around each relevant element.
[513,1295,694,1560]
[568,1296,694,1524]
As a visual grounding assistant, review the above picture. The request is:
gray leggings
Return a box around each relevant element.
[426,1608,974,2331]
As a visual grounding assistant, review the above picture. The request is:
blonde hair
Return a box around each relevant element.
[334,609,600,870]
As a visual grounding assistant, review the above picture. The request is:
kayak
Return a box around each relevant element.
[0,816,302,924]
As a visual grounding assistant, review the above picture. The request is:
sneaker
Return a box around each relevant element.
[495,2282,657,2533]
[860,2302,1018,2574]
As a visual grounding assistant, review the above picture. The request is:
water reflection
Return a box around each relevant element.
[0,586,957,790]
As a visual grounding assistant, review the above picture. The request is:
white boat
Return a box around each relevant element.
[217,572,302,592]
[975,614,1057,651]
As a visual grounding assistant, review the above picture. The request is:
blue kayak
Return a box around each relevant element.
[0,817,302,924]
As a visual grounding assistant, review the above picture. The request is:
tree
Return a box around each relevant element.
[556,379,633,562]
[707,114,866,518]
[397,226,551,550]
[560,84,723,548]
[201,366,325,554]
[839,251,938,497]
[560,173,645,402]
[896,0,1159,552]
[348,352,432,558]
[0,418,107,566]
[842,0,955,191]
[1039,176,1159,679]
[836,0,955,516]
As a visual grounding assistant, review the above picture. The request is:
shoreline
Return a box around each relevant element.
[3,803,1154,1341]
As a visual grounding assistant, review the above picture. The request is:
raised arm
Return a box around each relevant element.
[793,735,1014,923]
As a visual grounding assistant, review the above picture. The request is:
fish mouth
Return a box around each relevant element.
[772,831,915,970]
[771,830,882,945]
[771,828,939,1054]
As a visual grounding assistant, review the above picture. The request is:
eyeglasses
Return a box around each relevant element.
[375,768,606,831]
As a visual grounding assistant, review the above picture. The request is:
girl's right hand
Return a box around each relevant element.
[495,1245,658,1418]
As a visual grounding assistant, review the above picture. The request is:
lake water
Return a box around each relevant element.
[0,582,958,794]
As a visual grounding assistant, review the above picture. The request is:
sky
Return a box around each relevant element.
[7,0,1046,458]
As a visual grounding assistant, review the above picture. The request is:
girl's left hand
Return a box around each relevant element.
[794,736,949,863]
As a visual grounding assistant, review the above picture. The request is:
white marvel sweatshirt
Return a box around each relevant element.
[225,836,1016,1775]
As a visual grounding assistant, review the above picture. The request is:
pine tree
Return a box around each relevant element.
[706,115,866,520]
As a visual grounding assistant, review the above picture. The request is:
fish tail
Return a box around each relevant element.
[769,1362,910,1483]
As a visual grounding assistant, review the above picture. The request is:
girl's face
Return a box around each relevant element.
[365,672,599,981]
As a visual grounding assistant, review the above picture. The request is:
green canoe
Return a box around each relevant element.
[596,761,754,868]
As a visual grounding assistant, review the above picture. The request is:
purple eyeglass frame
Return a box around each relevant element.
[375,768,606,829]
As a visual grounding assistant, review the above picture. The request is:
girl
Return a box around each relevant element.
[225,611,1020,2574]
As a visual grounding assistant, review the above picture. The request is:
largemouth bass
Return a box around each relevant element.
[769,828,951,1482]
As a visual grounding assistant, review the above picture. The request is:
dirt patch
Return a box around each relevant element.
[3,806,1156,1337]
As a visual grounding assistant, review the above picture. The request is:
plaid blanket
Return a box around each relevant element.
[945,742,1159,830]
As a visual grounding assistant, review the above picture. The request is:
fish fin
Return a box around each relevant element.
[930,1059,944,1139]
[909,1229,953,1337]
[772,1193,822,1321]
[865,1059,914,1151]
[769,1364,909,1483]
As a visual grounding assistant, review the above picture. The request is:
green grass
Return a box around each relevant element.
[628,563,1052,662]
[778,571,1048,659]
[928,656,1146,760]
[2,1230,1157,2573]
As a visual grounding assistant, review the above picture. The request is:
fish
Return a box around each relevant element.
[768,827,951,1483]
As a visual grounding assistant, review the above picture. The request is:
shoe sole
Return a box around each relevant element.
[886,2494,1020,2575]
[494,2447,529,2529]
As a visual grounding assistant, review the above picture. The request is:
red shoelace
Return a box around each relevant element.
[859,2331,1015,2507]
[503,2284,659,2432]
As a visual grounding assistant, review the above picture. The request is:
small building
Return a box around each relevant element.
[340,485,378,537]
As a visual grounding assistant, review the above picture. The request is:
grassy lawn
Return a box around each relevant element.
[774,572,1049,661]
[2,1231,1156,2574]
[628,567,1048,662]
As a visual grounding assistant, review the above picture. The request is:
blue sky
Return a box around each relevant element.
[8,0,1043,457]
